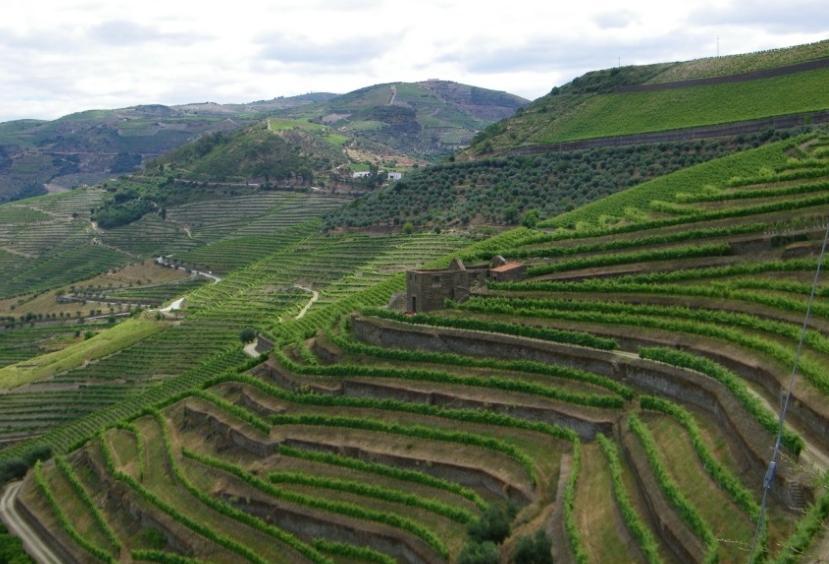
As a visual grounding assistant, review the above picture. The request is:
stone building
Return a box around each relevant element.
[405,256,525,313]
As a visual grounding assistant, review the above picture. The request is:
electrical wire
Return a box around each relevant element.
[748,221,829,561]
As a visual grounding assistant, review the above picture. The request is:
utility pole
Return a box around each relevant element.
[716,36,720,57]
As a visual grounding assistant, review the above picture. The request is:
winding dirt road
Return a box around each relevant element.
[0,481,62,564]
[294,285,320,320]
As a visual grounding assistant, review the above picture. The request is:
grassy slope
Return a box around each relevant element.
[0,318,163,390]
[467,40,829,153]
[533,67,829,143]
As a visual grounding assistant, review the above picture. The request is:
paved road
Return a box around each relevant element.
[0,481,63,564]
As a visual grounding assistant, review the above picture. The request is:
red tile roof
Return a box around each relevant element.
[490,261,524,273]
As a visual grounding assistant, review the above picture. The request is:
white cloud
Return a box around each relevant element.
[0,0,826,122]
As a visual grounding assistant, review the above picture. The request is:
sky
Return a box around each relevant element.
[1,0,827,122]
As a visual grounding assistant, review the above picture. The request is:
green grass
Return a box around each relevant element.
[0,318,163,390]
[530,67,829,143]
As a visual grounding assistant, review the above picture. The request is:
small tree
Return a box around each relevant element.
[402,221,414,235]
[521,209,541,228]
[468,505,512,543]
[239,327,257,344]
[458,541,499,564]
[512,531,553,564]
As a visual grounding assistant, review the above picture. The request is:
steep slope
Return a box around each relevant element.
[466,39,829,155]
[4,135,829,563]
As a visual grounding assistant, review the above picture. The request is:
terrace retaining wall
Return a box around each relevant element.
[184,400,533,505]
[221,492,437,564]
[351,315,814,508]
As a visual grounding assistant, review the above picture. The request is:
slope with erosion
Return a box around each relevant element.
[465,38,829,156]
[4,134,829,562]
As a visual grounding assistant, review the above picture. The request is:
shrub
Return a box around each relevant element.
[458,541,500,564]
[468,504,513,543]
[239,327,257,344]
[512,530,553,564]
[0,522,32,564]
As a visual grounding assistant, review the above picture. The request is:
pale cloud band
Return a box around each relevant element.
[0,0,826,122]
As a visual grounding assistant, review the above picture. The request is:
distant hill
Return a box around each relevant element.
[286,80,528,162]
[0,94,332,202]
[464,39,829,156]
[0,81,526,203]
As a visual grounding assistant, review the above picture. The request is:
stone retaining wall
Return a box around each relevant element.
[351,315,814,508]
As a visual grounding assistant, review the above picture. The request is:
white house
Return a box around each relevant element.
[387,172,403,181]
[352,171,371,178]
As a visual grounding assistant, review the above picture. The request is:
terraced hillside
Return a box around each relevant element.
[466,39,829,155]
[4,132,829,564]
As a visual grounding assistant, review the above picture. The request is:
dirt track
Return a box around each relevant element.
[0,481,62,564]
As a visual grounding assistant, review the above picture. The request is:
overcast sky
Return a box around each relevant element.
[1,0,827,123]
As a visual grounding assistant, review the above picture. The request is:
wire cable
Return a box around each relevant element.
[748,221,829,561]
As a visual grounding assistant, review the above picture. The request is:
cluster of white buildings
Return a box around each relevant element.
[352,171,403,181]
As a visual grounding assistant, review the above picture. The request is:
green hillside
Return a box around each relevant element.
[0,96,330,203]
[3,133,829,562]
[2,40,829,564]
[326,129,788,229]
[288,80,528,161]
[467,39,829,154]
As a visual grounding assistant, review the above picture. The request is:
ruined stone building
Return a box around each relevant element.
[405,256,526,313]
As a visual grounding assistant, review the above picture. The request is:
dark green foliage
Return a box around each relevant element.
[0,522,32,564]
[468,505,512,543]
[0,445,51,485]
[512,531,553,564]
[151,125,315,182]
[521,209,540,228]
[138,528,168,550]
[94,197,155,229]
[458,541,501,564]
[238,327,257,344]
[326,136,771,229]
